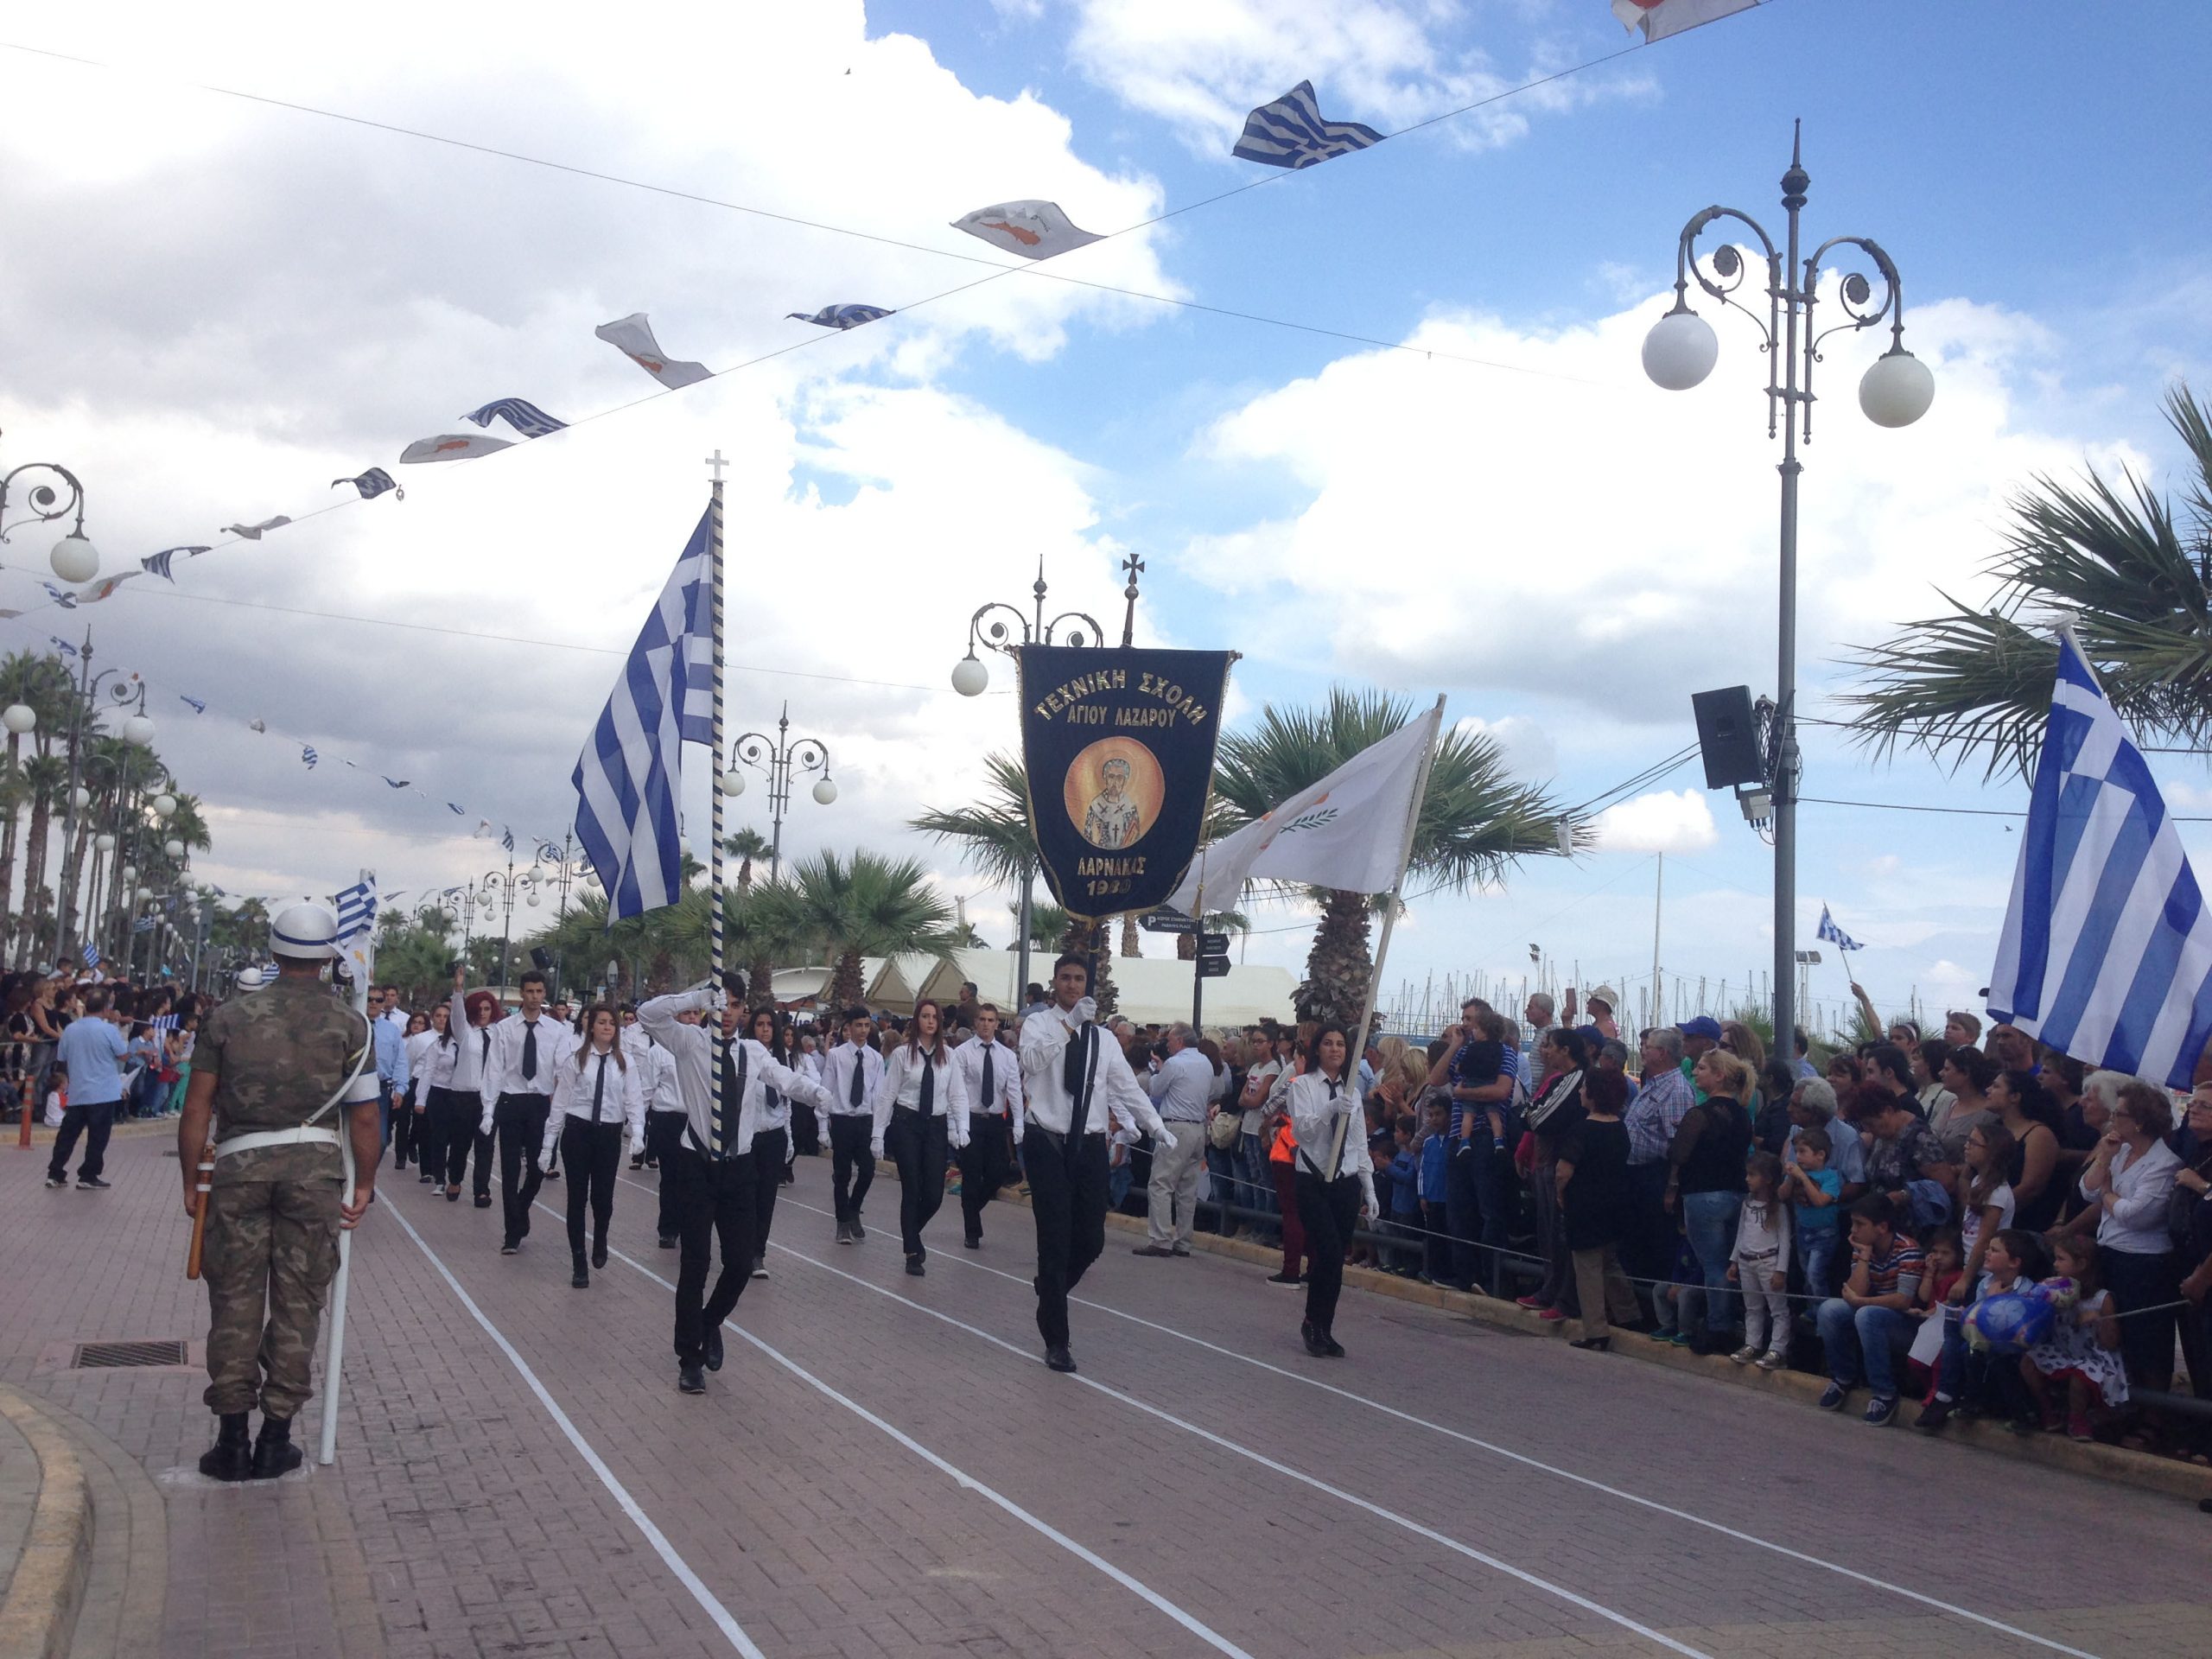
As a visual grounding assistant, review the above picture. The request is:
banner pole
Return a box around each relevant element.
[707,462,728,1145]
[319,867,373,1467]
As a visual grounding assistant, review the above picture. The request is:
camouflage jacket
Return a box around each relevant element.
[201,977,377,1185]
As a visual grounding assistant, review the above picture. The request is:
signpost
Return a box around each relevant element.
[1192,928,1233,1023]
[1139,908,1197,935]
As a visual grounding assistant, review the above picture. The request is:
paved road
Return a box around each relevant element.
[3,1131,2206,1659]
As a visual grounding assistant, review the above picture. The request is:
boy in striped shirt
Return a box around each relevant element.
[1813,1195,1925,1427]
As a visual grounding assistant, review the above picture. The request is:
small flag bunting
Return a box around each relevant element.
[399,434,515,465]
[949,200,1102,261]
[333,468,402,500]
[222,517,291,539]
[1231,81,1382,169]
[302,745,319,769]
[179,695,207,715]
[141,546,208,581]
[594,313,712,390]
[786,304,893,330]
[464,397,567,437]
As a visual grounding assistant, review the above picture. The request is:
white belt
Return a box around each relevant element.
[216,1126,342,1158]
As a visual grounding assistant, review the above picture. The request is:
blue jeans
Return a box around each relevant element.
[1798,1229,1838,1300]
[1238,1134,1274,1218]
[1681,1189,1741,1334]
[1816,1300,1915,1398]
[1204,1143,1238,1232]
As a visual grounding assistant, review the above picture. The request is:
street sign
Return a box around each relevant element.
[1197,957,1232,979]
[1139,908,1196,934]
[1198,931,1230,954]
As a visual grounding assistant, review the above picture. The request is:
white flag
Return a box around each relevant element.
[1611,0,1758,41]
[221,516,292,539]
[1166,702,1442,913]
[594,312,712,389]
[399,433,517,464]
[950,200,1103,261]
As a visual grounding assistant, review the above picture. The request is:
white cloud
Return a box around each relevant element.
[1455,713,1556,779]
[1592,789,1715,854]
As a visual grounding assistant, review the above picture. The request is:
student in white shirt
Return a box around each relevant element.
[878,998,970,1274]
[537,1005,646,1287]
[816,1008,886,1243]
[636,1015,691,1248]
[481,970,574,1255]
[426,970,500,1206]
[1018,955,1176,1373]
[1282,1022,1378,1359]
[404,1008,444,1185]
[744,1007,801,1276]
[952,1004,1022,1249]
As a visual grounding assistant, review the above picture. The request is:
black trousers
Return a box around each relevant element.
[645,1112,687,1238]
[887,1108,949,1255]
[1296,1168,1363,1335]
[829,1114,875,1224]
[425,1088,481,1189]
[665,1145,755,1364]
[46,1097,114,1182]
[494,1092,551,1244]
[957,1112,1014,1240]
[750,1126,787,1255]
[790,1099,820,1157]
[1023,1126,1108,1350]
[390,1092,416,1167]
[562,1117,624,1255]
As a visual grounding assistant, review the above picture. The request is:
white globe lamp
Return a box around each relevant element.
[122,713,155,747]
[719,768,746,798]
[49,533,99,584]
[950,653,989,697]
[1642,307,1720,391]
[164,838,185,859]
[120,864,137,885]
[69,786,89,809]
[812,777,838,806]
[153,792,177,818]
[1859,346,1936,429]
[94,833,115,854]
[2,703,35,736]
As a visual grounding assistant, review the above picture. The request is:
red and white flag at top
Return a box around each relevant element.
[1611,0,1759,41]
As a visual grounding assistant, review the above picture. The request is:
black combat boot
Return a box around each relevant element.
[572,1251,590,1289]
[199,1412,252,1482]
[250,1414,302,1480]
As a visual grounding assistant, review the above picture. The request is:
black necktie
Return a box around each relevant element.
[919,1053,935,1116]
[718,1042,747,1158]
[982,1046,996,1113]
[480,1028,491,1079]
[849,1050,864,1107]
[591,1053,606,1121]
[522,1020,538,1084]
[1065,1025,1095,1142]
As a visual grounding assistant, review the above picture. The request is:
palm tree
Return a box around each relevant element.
[721,830,780,989]
[722,828,774,892]
[1009,899,1072,952]
[0,649,82,957]
[779,849,961,1013]
[1843,385,2212,777]
[1213,689,1575,1024]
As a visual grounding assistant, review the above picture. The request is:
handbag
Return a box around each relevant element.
[1208,1109,1242,1151]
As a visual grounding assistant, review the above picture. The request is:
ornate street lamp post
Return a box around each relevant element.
[717,707,836,882]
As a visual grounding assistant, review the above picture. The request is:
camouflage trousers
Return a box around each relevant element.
[201,1179,342,1419]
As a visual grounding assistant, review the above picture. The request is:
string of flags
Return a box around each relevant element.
[0,3,1761,630]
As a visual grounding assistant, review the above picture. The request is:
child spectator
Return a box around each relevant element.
[1417,1098,1452,1284]
[2022,1232,2126,1441]
[1728,1151,1793,1369]
[1814,1195,1925,1425]
[1916,1226,2040,1433]
[1780,1124,1842,1297]
[42,1065,67,1128]
[1953,1121,2018,1292]
[1386,1115,1421,1274]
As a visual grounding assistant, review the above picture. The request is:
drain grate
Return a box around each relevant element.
[71,1339,188,1370]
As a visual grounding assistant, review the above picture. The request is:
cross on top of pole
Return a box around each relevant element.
[704,449,728,482]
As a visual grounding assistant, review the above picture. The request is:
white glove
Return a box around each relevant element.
[1154,1128,1178,1155]
[537,1149,555,1174]
[1070,995,1098,1027]
[871,1138,885,1160]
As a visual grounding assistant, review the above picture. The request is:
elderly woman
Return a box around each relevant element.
[1666,1048,1756,1354]
[2057,1079,2183,1390]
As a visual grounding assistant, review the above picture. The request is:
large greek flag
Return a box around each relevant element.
[334,876,377,942]
[1231,80,1382,169]
[572,505,713,919]
[1989,631,2212,1087]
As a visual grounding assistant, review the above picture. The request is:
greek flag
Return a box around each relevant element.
[141,546,207,581]
[786,304,893,330]
[1231,80,1382,169]
[383,776,411,789]
[1989,630,2212,1088]
[1816,905,1863,952]
[81,944,99,970]
[302,745,319,769]
[41,583,78,609]
[334,877,377,943]
[448,802,466,814]
[572,503,713,919]
[464,397,568,437]
[332,468,401,499]
[179,694,207,715]
[501,826,516,854]
[149,1013,179,1033]
[50,637,78,658]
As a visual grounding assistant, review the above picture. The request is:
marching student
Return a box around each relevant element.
[790,1028,824,1157]
[877,997,969,1275]
[1018,954,1178,1373]
[481,970,573,1255]
[638,1009,693,1248]
[745,1007,799,1276]
[1282,1022,1378,1358]
[816,1007,886,1244]
[637,975,830,1395]
[539,1005,646,1288]
[404,1009,442,1185]
[952,1003,1022,1249]
[426,969,501,1206]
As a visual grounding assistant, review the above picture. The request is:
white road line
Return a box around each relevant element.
[384,1200,767,1659]
[735,1204,1711,1659]
[779,1197,2099,1659]
[564,1196,1254,1659]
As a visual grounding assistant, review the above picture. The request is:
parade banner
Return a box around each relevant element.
[1017,645,1232,922]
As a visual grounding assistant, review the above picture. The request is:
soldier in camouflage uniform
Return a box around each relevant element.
[178,901,382,1482]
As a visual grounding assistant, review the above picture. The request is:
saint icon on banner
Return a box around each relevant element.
[1065,739,1164,850]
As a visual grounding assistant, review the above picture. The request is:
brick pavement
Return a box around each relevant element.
[2,1135,2208,1659]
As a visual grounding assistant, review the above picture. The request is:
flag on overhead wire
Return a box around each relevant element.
[786,304,893,330]
[141,546,208,581]
[448,802,465,815]
[302,745,319,769]
[222,516,291,539]
[332,467,400,499]
[572,503,712,918]
[464,397,567,437]
[50,636,78,658]
[501,825,516,854]
[1164,701,1443,915]
[1231,81,1382,169]
[594,313,712,390]
[399,433,515,464]
[332,876,377,943]
[179,694,207,715]
[79,575,138,604]
[41,583,78,609]
[1611,0,1759,41]
[1988,630,2212,1088]
[1816,905,1863,952]
[383,776,410,789]
[949,200,1102,260]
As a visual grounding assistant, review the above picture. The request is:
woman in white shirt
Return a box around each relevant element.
[1285,1022,1378,1359]
[539,1005,647,1289]
[878,998,970,1276]
[747,1007,800,1275]
[2070,1077,2183,1390]
[404,1008,444,1185]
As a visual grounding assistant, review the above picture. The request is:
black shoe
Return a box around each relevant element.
[199,1413,252,1482]
[705,1326,724,1371]
[1914,1398,1953,1434]
[750,1255,767,1280]
[836,1220,853,1244]
[446,1187,461,1203]
[500,1240,519,1256]
[572,1255,590,1289]
[474,1192,492,1208]
[543,1167,560,1181]
[677,1363,707,1395]
[250,1415,302,1480]
[906,1254,925,1276]
[850,1217,866,1241]
[1569,1336,1612,1352]
[592,1243,608,1269]
[417,1173,433,1185]
[78,1176,111,1190]
[1302,1321,1329,1357]
[1266,1271,1300,1286]
[43,1176,66,1189]
[518,1215,531,1241]
[629,1155,645,1170]
[963,1234,981,1249]
[658,1235,677,1250]
[1320,1331,1346,1358]
[1686,1328,1719,1357]
[1045,1344,1077,1373]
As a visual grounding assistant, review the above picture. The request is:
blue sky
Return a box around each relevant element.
[1,0,2207,1029]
